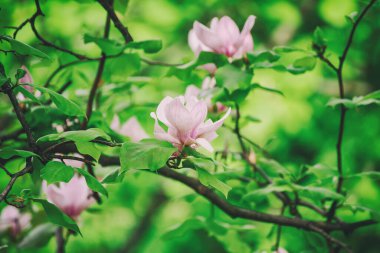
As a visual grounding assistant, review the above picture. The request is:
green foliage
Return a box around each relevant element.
[32,199,81,235]
[120,139,177,171]
[328,90,380,109]
[41,161,75,184]
[0,35,50,59]
[32,85,85,117]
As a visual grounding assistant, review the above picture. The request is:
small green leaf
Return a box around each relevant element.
[15,68,26,80]
[0,148,39,159]
[247,50,280,64]
[292,56,316,71]
[76,168,108,197]
[120,139,177,171]
[312,27,327,48]
[101,168,126,184]
[14,86,41,104]
[75,141,101,161]
[0,36,50,59]
[125,40,163,54]
[84,34,124,55]
[104,53,141,82]
[41,161,75,184]
[196,51,229,67]
[37,128,110,143]
[215,65,252,92]
[183,157,215,171]
[32,85,84,117]
[32,199,81,235]
[197,168,231,198]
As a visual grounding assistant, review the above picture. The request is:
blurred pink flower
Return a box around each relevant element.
[185,77,226,113]
[150,95,230,152]
[111,116,149,142]
[42,174,94,220]
[274,248,288,253]
[189,15,256,59]
[19,65,34,92]
[0,206,31,237]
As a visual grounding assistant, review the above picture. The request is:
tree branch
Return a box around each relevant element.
[327,0,378,221]
[97,0,133,43]
[82,3,112,129]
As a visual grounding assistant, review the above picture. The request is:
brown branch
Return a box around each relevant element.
[97,0,133,43]
[0,165,32,202]
[55,227,65,253]
[1,81,37,152]
[327,0,378,221]
[82,4,112,129]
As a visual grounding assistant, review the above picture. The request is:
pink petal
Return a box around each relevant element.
[193,21,223,51]
[120,117,149,142]
[196,138,214,152]
[198,107,231,136]
[151,112,181,144]
[165,98,194,135]
[156,96,174,126]
[216,16,240,46]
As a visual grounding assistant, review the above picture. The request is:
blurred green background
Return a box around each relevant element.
[0,0,380,252]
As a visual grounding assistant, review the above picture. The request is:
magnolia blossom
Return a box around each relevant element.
[185,77,226,113]
[111,116,149,142]
[189,15,256,73]
[274,248,288,253]
[17,65,34,101]
[0,206,31,237]
[151,95,230,152]
[43,174,94,220]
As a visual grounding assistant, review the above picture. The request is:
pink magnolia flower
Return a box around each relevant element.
[150,95,231,152]
[17,65,35,102]
[111,116,149,142]
[189,15,256,60]
[42,174,94,220]
[0,206,31,237]
[185,77,226,113]
[274,248,288,253]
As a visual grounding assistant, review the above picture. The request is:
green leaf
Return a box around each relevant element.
[83,34,124,55]
[273,46,308,53]
[14,86,41,104]
[197,168,231,198]
[345,11,358,23]
[75,141,101,161]
[247,50,280,64]
[104,53,141,81]
[120,139,177,171]
[0,148,39,159]
[125,40,163,54]
[32,199,81,235]
[196,51,229,67]
[0,35,50,59]
[15,68,26,80]
[182,157,215,171]
[76,168,108,197]
[101,168,126,184]
[32,85,84,117]
[41,161,75,184]
[18,223,56,249]
[327,94,380,109]
[292,56,316,71]
[37,128,110,143]
[312,27,327,48]
[215,65,252,92]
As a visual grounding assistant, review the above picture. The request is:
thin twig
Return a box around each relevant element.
[327,0,377,221]
[82,4,112,129]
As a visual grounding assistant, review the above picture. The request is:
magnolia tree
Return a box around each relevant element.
[0,0,379,252]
